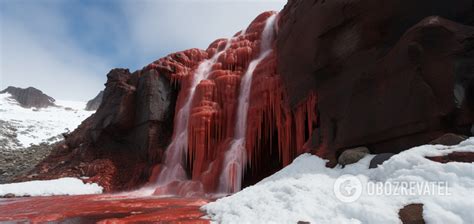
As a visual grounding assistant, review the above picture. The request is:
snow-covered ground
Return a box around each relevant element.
[203,138,474,223]
[0,177,103,197]
[0,93,94,149]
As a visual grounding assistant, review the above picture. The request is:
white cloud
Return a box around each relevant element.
[0,0,286,101]
[120,0,286,68]
[0,1,111,101]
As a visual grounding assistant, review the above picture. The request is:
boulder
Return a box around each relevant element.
[1,193,15,198]
[338,147,369,166]
[399,203,425,224]
[369,153,395,169]
[1,86,55,108]
[429,133,467,146]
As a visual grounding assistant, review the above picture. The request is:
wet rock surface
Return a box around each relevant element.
[0,86,55,108]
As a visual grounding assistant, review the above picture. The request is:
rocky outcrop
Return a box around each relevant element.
[17,64,194,190]
[24,46,208,191]
[0,86,55,108]
[277,0,474,165]
[85,91,103,111]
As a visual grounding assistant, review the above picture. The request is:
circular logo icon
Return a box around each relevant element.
[333,174,362,203]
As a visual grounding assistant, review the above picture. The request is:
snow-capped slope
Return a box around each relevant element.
[0,93,94,149]
[203,138,474,224]
[0,177,103,197]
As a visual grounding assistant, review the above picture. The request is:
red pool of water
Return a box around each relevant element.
[0,194,210,223]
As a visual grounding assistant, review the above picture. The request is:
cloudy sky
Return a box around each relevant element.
[0,0,286,101]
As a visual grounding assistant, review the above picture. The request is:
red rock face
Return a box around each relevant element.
[144,11,324,194]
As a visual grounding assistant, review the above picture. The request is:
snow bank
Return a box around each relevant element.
[0,177,103,197]
[0,93,94,149]
[203,138,474,223]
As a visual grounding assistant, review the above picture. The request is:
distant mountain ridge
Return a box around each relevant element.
[85,91,104,111]
[0,86,55,108]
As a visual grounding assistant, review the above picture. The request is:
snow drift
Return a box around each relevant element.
[0,177,103,197]
[203,138,474,223]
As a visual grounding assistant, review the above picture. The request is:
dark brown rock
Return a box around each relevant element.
[369,153,395,169]
[0,86,55,108]
[429,133,467,146]
[399,203,425,224]
[1,193,15,198]
[338,146,369,166]
[427,151,474,163]
[130,69,177,164]
[85,91,104,111]
[277,0,474,164]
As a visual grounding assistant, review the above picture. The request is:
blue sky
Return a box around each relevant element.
[0,0,285,100]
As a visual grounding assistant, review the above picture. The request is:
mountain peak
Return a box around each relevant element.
[0,86,55,108]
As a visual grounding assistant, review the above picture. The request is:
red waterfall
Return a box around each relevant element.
[145,11,319,196]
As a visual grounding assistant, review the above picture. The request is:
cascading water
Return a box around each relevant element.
[218,14,277,193]
[157,41,231,186]
[156,31,246,190]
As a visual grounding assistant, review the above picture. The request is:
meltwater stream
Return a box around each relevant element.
[218,14,277,193]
